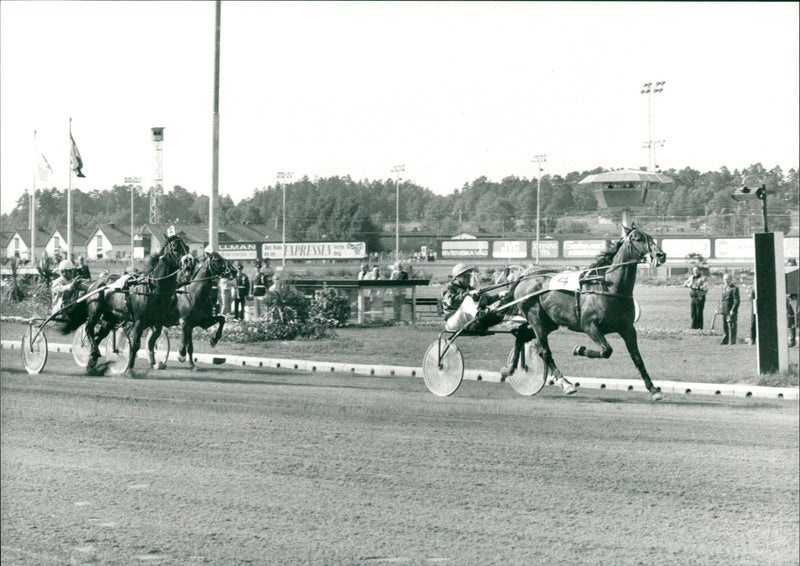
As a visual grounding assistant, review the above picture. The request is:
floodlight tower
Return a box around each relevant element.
[641,81,665,171]
[150,127,165,224]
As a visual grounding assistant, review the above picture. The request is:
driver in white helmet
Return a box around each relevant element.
[442,263,505,333]
[51,259,82,314]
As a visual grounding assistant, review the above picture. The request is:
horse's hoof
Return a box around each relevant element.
[557,377,577,395]
[210,338,219,348]
[178,355,186,363]
[572,346,586,357]
[651,390,664,402]
[156,362,167,370]
[190,365,199,372]
[124,369,137,378]
[499,366,513,379]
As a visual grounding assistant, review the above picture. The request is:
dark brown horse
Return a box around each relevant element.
[503,224,667,401]
[148,250,234,370]
[63,235,190,376]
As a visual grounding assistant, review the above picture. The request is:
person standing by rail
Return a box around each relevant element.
[233,263,250,320]
[719,273,740,345]
[683,266,709,329]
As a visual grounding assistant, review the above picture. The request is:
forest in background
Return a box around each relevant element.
[3,163,797,252]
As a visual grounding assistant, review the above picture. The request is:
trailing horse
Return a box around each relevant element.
[61,235,190,376]
[148,251,233,370]
[503,224,667,401]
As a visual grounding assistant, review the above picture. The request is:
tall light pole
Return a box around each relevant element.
[277,171,292,270]
[532,155,546,265]
[641,81,665,171]
[125,177,141,271]
[392,165,404,264]
[209,0,221,252]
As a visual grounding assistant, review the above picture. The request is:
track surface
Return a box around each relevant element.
[2,351,798,565]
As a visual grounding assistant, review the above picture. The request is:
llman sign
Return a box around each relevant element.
[261,241,366,260]
[218,242,258,260]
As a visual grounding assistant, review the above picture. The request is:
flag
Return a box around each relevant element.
[70,133,86,178]
[34,133,53,183]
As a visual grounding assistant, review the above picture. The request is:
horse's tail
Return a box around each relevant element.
[55,300,88,334]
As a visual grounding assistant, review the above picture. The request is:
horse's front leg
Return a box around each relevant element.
[124,321,144,377]
[210,315,225,347]
[148,326,167,370]
[618,325,663,401]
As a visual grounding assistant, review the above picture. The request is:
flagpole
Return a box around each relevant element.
[31,131,38,262]
[68,118,74,261]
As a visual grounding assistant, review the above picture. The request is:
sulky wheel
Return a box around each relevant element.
[105,330,130,375]
[506,342,547,396]
[145,328,170,367]
[71,324,91,368]
[423,339,464,397]
[21,329,48,375]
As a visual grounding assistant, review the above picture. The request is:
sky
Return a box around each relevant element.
[1,1,798,215]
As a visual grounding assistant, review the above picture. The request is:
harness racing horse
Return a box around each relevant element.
[147,251,234,370]
[504,224,667,401]
[63,235,190,376]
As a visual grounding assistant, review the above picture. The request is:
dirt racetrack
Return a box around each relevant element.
[2,351,798,565]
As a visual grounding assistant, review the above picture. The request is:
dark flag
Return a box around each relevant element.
[70,134,86,178]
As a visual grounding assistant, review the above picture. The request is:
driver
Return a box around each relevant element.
[51,259,82,314]
[442,263,506,333]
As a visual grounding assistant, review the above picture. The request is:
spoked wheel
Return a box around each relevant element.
[21,329,48,374]
[506,343,547,396]
[71,324,91,368]
[105,330,130,375]
[423,340,464,396]
[145,328,170,367]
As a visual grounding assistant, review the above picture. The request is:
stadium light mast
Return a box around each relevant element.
[209,0,221,252]
[532,155,547,264]
[277,171,293,270]
[392,165,405,264]
[641,81,665,171]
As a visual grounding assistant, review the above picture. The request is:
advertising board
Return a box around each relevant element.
[218,242,259,261]
[441,240,490,258]
[532,240,560,259]
[714,238,754,259]
[562,240,608,258]
[661,238,712,260]
[492,240,527,259]
[784,237,799,261]
[261,241,366,260]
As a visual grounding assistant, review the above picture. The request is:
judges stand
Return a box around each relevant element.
[732,175,789,373]
[285,278,431,324]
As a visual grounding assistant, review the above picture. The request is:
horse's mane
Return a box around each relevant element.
[586,238,624,269]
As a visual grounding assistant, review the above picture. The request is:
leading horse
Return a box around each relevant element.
[504,224,667,401]
[61,235,190,376]
[147,250,234,370]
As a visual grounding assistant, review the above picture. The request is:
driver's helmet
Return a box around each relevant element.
[58,259,75,272]
[451,263,474,278]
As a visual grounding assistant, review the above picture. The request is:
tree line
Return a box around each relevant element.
[4,162,797,251]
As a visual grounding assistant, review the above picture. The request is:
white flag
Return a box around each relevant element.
[34,133,53,183]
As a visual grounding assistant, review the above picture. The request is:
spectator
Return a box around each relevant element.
[218,274,230,316]
[683,266,709,329]
[719,273,740,345]
[269,273,284,293]
[252,265,270,317]
[357,263,369,280]
[788,295,797,348]
[233,263,250,320]
[390,263,409,321]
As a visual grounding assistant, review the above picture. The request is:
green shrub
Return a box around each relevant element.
[309,285,351,327]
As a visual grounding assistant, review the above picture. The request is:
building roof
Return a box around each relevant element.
[47,227,90,245]
[141,223,281,244]
[5,229,50,248]
[87,224,131,246]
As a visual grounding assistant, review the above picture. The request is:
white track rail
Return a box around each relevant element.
[2,339,796,401]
